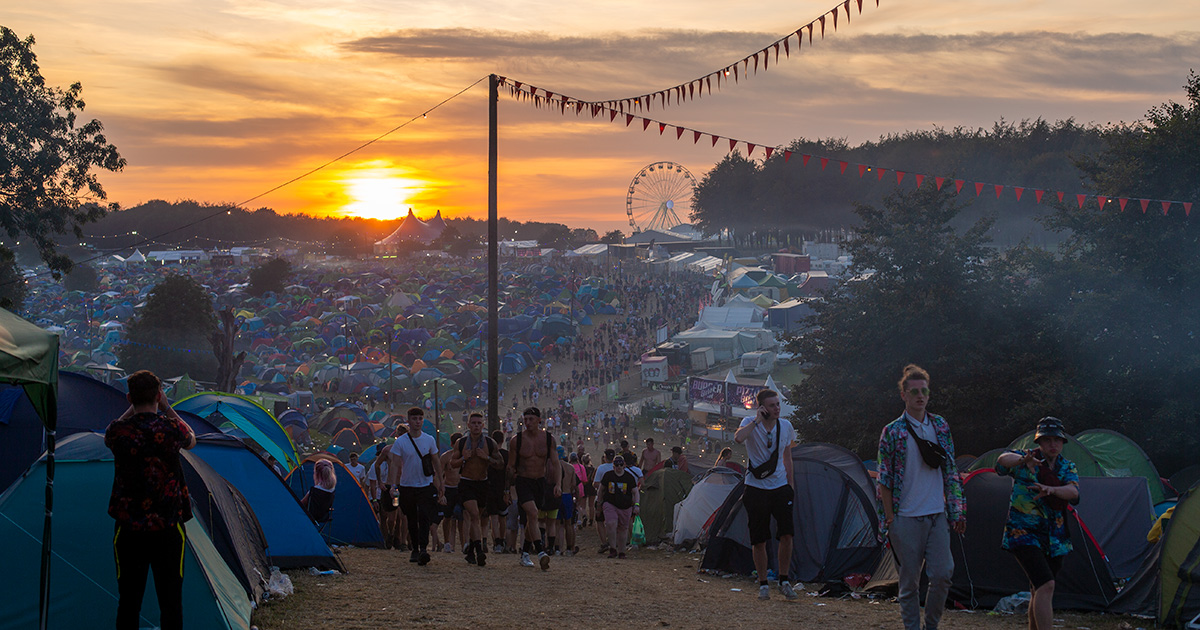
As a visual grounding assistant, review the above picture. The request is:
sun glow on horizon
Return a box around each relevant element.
[339,164,428,220]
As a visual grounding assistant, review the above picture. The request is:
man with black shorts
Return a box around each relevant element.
[387,407,445,566]
[440,432,464,553]
[507,407,561,570]
[487,429,510,553]
[449,413,504,566]
[734,389,798,601]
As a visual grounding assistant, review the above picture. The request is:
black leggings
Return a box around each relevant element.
[1010,545,1064,590]
[397,485,437,551]
[114,524,186,630]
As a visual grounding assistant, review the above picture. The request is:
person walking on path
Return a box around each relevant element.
[449,413,503,566]
[105,370,197,630]
[734,389,799,601]
[996,417,1079,630]
[876,364,966,630]
[507,407,561,570]
[597,455,639,559]
[388,407,446,567]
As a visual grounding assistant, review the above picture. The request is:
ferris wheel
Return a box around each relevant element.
[626,161,697,233]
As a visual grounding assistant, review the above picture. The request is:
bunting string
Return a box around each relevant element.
[518,0,877,114]
[499,79,1196,217]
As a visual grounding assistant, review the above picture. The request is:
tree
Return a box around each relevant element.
[430,225,476,257]
[569,228,599,247]
[690,152,759,241]
[536,224,572,248]
[209,307,245,393]
[118,274,217,380]
[788,185,1059,457]
[600,229,625,244]
[248,257,290,296]
[0,248,27,310]
[0,27,125,277]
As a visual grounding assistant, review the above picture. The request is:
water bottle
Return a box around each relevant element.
[391,486,399,508]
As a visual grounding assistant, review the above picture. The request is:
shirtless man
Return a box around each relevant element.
[440,433,464,553]
[557,450,580,555]
[449,413,503,566]
[507,407,561,570]
[639,438,663,472]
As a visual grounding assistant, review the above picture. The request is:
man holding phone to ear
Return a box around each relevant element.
[734,388,798,601]
[876,364,966,630]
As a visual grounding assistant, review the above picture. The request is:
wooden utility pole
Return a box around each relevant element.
[488,74,500,433]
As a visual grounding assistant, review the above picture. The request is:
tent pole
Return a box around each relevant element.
[39,417,55,630]
[487,73,500,434]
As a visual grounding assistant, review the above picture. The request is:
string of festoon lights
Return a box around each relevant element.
[500,78,1196,216]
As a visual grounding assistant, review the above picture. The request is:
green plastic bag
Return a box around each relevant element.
[631,514,646,546]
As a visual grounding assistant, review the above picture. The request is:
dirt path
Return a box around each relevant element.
[250,528,1140,630]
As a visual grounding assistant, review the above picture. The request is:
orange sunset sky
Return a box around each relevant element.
[6,1,1199,232]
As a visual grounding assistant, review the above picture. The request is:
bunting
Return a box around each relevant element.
[498,78,1197,217]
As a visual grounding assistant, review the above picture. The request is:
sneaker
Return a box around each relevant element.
[494,544,504,554]
[758,585,770,601]
[476,550,487,567]
[520,552,535,567]
[617,552,627,559]
[417,551,431,566]
[538,551,550,570]
[608,548,618,558]
[465,548,477,565]
[409,549,419,563]
[564,549,575,557]
[554,549,562,556]
[780,581,799,601]
[443,543,453,553]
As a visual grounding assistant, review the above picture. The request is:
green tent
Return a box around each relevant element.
[0,308,59,629]
[639,468,694,544]
[1073,429,1167,504]
[0,434,251,630]
[1161,481,1200,626]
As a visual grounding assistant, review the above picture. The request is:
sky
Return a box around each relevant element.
[6,1,1200,234]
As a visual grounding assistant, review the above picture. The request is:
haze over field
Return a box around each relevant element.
[6,0,1199,230]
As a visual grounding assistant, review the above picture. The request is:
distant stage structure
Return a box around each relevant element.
[626,161,697,233]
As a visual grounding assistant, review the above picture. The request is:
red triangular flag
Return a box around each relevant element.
[626,114,634,127]
[877,168,887,181]
[694,130,702,144]
[765,147,774,160]
[711,135,720,147]
[784,150,792,162]
[545,91,553,100]
[1035,189,1044,203]
[839,160,848,174]
[658,123,666,135]
[676,126,685,139]
[576,101,585,114]
[1118,197,1128,211]
[1097,196,1107,208]
[643,118,652,131]
[752,54,759,74]
[610,109,618,122]
[974,182,985,196]
[1056,191,1065,203]
[820,157,829,170]
[896,171,906,185]
[807,23,814,44]
[955,179,965,194]
[858,164,867,178]
[1076,194,1087,209]
[845,0,853,19]
[1162,201,1172,215]
[729,138,737,151]
[773,43,780,62]
[819,15,826,38]
[763,51,768,71]
[1014,187,1023,201]
[747,143,756,156]
[803,154,812,166]
[784,38,790,57]
[512,81,521,90]
[994,184,1004,199]
[915,174,925,188]
[689,82,696,99]
[857,0,863,12]
[733,65,739,83]
[935,176,945,190]
[832,7,839,30]
[1185,202,1192,216]
[1140,198,1150,213]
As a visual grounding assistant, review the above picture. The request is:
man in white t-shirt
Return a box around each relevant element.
[734,389,798,602]
[346,452,367,487]
[387,407,445,566]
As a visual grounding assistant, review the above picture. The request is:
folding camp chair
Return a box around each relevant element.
[304,487,335,534]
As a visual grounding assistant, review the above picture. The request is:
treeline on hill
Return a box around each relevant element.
[77,200,612,255]
[691,118,1109,248]
[789,73,1200,473]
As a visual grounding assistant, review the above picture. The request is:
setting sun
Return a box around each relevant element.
[340,165,426,220]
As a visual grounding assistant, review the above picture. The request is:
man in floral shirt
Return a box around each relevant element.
[105,370,196,630]
[876,365,965,630]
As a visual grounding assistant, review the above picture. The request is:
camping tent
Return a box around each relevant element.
[191,436,344,571]
[0,307,58,629]
[176,393,300,471]
[672,466,742,548]
[1074,429,1168,504]
[639,468,693,544]
[1110,480,1200,626]
[286,454,384,548]
[947,470,1119,611]
[700,443,880,582]
[0,434,251,630]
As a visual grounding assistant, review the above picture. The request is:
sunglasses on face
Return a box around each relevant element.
[906,387,930,396]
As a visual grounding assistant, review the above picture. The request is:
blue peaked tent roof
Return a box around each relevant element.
[191,436,344,572]
[286,455,384,548]
[177,393,301,471]
[0,433,251,630]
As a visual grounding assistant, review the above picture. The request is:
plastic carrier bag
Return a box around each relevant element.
[631,515,646,546]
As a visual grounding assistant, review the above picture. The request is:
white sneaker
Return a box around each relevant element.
[538,551,551,571]
[443,543,453,553]
[520,552,535,567]
[780,581,799,600]
[494,544,504,554]
[758,584,770,601]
